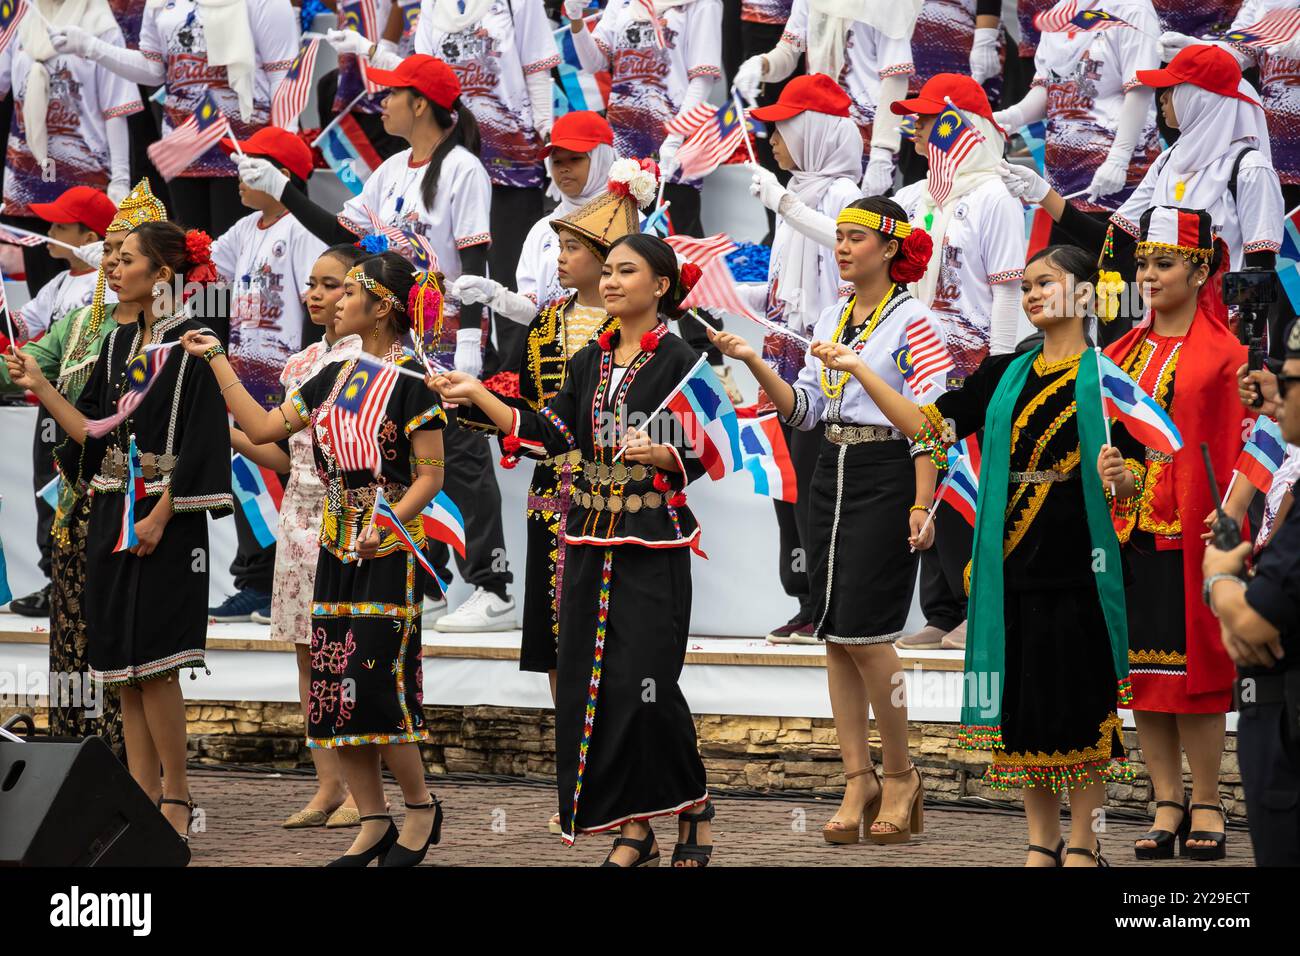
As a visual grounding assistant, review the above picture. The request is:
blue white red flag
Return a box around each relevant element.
[319,113,383,196]
[663,358,744,480]
[927,105,984,207]
[271,36,322,129]
[327,355,400,474]
[938,437,980,527]
[147,90,232,180]
[1097,352,1183,454]
[373,486,448,595]
[231,453,284,548]
[113,434,144,553]
[1234,415,1287,493]
[1220,8,1300,48]
[420,490,466,558]
[738,413,796,502]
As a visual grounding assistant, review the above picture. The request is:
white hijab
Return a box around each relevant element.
[145,0,255,121]
[772,110,862,327]
[547,143,617,215]
[19,0,118,166]
[429,0,497,34]
[913,112,1006,308]
[807,0,923,81]
[1158,79,1272,206]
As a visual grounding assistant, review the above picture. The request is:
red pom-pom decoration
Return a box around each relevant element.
[598,329,616,351]
[499,454,518,470]
[890,229,933,285]
[668,492,687,508]
[640,331,661,352]
[502,435,522,455]
[653,472,672,492]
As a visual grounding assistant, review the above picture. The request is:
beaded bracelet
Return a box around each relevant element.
[909,504,929,513]
[202,344,225,363]
[912,420,948,470]
[413,456,445,468]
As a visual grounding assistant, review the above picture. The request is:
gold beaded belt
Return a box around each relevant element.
[100,447,177,481]
[569,486,667,513]
[825,423,905,445]
[1146,449,1173,463]
[1009,469,1076,483]
[541,449,584,468]
[580,460,655,485]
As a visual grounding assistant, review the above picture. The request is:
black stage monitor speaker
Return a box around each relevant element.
[0,732,190,866]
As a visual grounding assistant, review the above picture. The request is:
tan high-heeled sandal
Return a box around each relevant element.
[867,764,924,845]
[823,767,882,845]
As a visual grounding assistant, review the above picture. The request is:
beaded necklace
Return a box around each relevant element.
[819,285,895,399]
[590,322,668,461]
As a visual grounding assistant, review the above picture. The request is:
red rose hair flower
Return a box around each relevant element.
[678,261,702,295]
[181,229,218,293]
[890,229,933,285]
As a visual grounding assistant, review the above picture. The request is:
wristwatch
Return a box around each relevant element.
[1202,572,1247,611]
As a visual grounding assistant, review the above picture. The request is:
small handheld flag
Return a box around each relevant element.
[661,358,745,480]
[147,91,233,180]
[271,36,322,129]
[1034,2,1131,33]
[738,414,796,502]
[1234,415,1287,494]
[937,437,981,527]
[1220,8,1300,49]
[420,490,466,558]
[665,234,763,323]
[672,102,752,180]
[1096,351,1184,454]
[326,355,400,474]
[372,486,449,595]
[0,0,28,59]
[113,434,143,553]
[897,316,954,403]
[85,342,180,438]
[231,453,284,548]
[38,475,59,510]
[927,105,984,207]
[317,108,382,196]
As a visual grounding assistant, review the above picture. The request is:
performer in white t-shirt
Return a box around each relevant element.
[51,0,299,237]
[0,0,141,295]
[239,53,518,633]
[734,0,921,194]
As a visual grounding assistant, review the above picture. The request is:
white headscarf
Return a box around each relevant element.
[1155,79,1272,207]
[19,0,118,166]
[547,143,617,215]
[429,0,497,34]
[145,0,255,121]
[771,110,862,327]
[807,0,923,81]
[913,112,1006,308]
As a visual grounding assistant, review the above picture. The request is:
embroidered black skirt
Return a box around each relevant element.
[808,438,917,644]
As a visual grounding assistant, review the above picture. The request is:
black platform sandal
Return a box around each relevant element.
[1066,840,1109,867]
[672,801,715,868]
[326,814,399,867]
[1027,838,1065,867]
[1182,803,1227,861]
[601,826,660,867]
[1135,798,1189,860]
[382,797,444,867]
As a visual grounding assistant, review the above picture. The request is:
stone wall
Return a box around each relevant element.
[1,700,1246,819]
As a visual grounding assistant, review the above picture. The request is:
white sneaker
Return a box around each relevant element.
[433,587,516,632]
[422,597,448,627]
[250,610,273,625]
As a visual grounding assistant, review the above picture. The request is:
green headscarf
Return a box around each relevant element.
[957,347,1132,748]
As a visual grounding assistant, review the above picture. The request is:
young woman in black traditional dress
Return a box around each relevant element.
[708,196,940,846]
[431,233,715,867]
[821,245,1136,866]
[179,251,448,867]
[6,220,233,849]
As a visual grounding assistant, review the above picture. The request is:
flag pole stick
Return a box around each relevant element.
[610,355,707,462]
[1095,346,1116,496]
[1221,471,1238,510]
[0,223,81,253]
[312,91,368,148]
[732,88,759,166]
[1,263,18,347]
[911,461,959,553]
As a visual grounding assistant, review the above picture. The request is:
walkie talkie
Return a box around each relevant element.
[1202,442,1242,550]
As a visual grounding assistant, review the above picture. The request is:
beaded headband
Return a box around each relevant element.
[1133,240,1213,264]
[836,208,913,240]
[347,264,407,313]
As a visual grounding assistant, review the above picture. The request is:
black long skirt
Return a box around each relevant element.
[989,585,1133,791]
[306,547,427,748]
[808,438,917,643]
[84,493,209,685]
[555,542,707,842]
[519,513,565,673]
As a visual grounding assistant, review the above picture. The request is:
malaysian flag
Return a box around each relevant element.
[927,105,985,207]
[664,233,735,264]
[631,0,665,48]
[670,102,751,179]
[667,234,763,322]
[147,91,232,180]
[359,56,384,96]
[339,0,379,38]
[271,36,321,129]
[1034,2,1130,33]
[327,355,400,474]
[0,224,44,247]
[896,316,954,402]
[86,342,180,437]
[0,0,26,58]
[1222,7,1300,48]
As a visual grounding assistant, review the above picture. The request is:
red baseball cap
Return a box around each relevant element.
[891,73,997,122]
[221,126,315,181]
[749,73,852,122]
[1135,44,1261,107]
[364,54,461,110]
[541,111,614,157]
[29,186,117,236]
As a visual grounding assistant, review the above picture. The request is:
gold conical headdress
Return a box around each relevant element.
[107,177,168,234]
[550,190,640,257]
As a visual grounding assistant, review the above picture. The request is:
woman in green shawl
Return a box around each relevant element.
[817,245,1134,867]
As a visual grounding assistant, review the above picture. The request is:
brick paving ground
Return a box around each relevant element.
[186,769,1255,867]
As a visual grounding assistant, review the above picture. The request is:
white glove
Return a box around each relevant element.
[969,27,1000,85]
[749,165,788,213]
[326,28,373,59]
[238,157,288,201]
[563,0,587,20]
[659,134,682,180]
[1158,31,1197,64]
[451,274,501,306]
[861,147,895,197]
[49,25,98,58]
[1086,156,1129,203]
[999,160,1051,204]
[454,327,483,378]
[734,55,766,105]
[107,179,129,205]
[76,241,105,270]
[535,118,553,143]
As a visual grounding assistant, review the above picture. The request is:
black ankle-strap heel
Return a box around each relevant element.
[326,814,398,867]
[1066,839,1109,868]
[1182,803,1227,861]
[1027,838,1065,866]
[381,797,444,868]
[1135,798,1189,860]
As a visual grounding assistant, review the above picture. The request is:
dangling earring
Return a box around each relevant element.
[152,281,166,298]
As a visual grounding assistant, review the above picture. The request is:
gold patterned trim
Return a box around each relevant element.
[993,713,1124,769]
[1129,648,1187,666]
